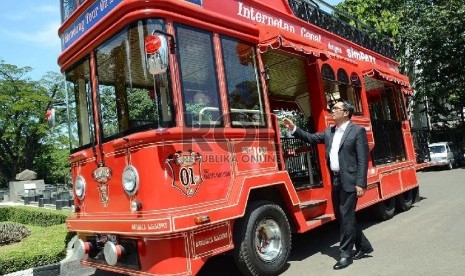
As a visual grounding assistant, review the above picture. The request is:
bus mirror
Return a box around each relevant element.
[145,34,168,75]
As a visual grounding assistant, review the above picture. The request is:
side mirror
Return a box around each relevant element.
[145,34,168,75]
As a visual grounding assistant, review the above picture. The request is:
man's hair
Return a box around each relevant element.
[340,100,355,119]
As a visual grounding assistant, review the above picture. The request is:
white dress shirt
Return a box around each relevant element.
[329,121,349,172]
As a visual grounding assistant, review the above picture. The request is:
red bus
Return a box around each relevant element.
[59,0,419,275]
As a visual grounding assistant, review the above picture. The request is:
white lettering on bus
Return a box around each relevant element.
[147,222,168,230]
[237,2,295,33]
[100,0,108,10]
[195,232,228,248]
[346,47,376,63]
[64,20,85,44]
[300,27,322,43]
[131,222,168,231]
[100,0,116,11]
[328,42,342,54]
[85,7,99,24]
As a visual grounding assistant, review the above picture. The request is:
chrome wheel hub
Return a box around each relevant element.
[254,218,282,262]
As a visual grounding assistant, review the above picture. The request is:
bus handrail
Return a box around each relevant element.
[198,107,262,125]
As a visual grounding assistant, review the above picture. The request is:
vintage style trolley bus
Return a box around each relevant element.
[59,0,419,275]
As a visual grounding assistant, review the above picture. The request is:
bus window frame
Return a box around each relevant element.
[66,56,96,154]
[323,79,363,116]
[219,35,267,129]
[93,19,176,143]
[174,23,224,128]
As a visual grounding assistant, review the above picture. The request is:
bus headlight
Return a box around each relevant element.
[122,165,139,196]
[75,176,86,200]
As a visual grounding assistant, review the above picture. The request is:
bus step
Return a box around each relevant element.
[300,200,327,220]
[299,199,327,209]
[306,214,334,228]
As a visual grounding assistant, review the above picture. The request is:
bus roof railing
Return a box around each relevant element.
[287,0,397,59]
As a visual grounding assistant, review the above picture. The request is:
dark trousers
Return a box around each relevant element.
[332,175,372,258]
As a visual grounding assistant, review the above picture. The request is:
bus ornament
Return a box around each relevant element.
[93,166,112,183]
[98,182,110,208]
[165,151,203,197]
[93,166,112,208]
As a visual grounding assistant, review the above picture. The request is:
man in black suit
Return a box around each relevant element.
[284,100,373,270]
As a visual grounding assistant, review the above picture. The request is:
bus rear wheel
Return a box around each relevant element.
[233,201,291,276]
[372,197,395,220]
[395,189,414,212]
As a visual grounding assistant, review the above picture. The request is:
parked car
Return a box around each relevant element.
[428,142,458,170]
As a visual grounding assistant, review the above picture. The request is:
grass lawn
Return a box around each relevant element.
[0,207,71,275]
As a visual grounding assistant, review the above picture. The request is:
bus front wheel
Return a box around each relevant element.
[233,201,291,276]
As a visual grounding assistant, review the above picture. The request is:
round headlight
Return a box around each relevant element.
[75,176,86,200]
[122,165,139,196]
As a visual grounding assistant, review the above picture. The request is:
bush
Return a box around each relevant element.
[0,206,69,226]
[0,224,68,274]
[0,222,31,246]
[0,206,73,274]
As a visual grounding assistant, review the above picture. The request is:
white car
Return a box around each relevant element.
[428,142,457,170]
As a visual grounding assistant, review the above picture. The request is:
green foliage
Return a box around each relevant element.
[0,222,31,246]
[0,206,73,274]
[0,62,70,187]
[336,0,404,38]
[0,224,68,275]
[0,206,70,227]
[336,0,465,129]
[401,0,465,127]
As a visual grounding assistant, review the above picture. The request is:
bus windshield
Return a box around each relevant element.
[66,57,94,151]
[95,19,174,141]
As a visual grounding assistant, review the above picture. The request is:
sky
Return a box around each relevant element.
[0,0,61,80]
[0,0,341,81]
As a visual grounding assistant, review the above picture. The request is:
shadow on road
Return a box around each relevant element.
[198,210,391,275]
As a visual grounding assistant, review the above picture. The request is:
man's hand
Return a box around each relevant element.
[355,186,365,197]
[283,118,295,132]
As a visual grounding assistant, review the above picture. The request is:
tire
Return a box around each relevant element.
[412,187,420,203]
[372,197,395,220]
[447,161,453,170]
[395,189,413,212]
[233,201,292,276]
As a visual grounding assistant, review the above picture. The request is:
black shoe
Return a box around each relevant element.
[353,248,374,260]
[333,257,353,270]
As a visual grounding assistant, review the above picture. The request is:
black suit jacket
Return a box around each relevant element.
[292,121,369,192]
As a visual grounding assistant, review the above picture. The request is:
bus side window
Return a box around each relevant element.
[66,57,94,150]
[175,24,223,127]
[220,36,266,127]
[321,64,362,115]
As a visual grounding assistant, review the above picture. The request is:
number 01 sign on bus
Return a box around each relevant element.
[59,0,419,275]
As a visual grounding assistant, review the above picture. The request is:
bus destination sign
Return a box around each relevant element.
[61,0,124,50]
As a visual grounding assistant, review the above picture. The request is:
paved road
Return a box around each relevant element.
[91,168,465,275]
[199,168,465,275]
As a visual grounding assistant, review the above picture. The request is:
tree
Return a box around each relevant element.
[0,61,68,187]
[402,0,465,128]
[336,0,405,39]
[36,72,72,185]
[336,0,465,132]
